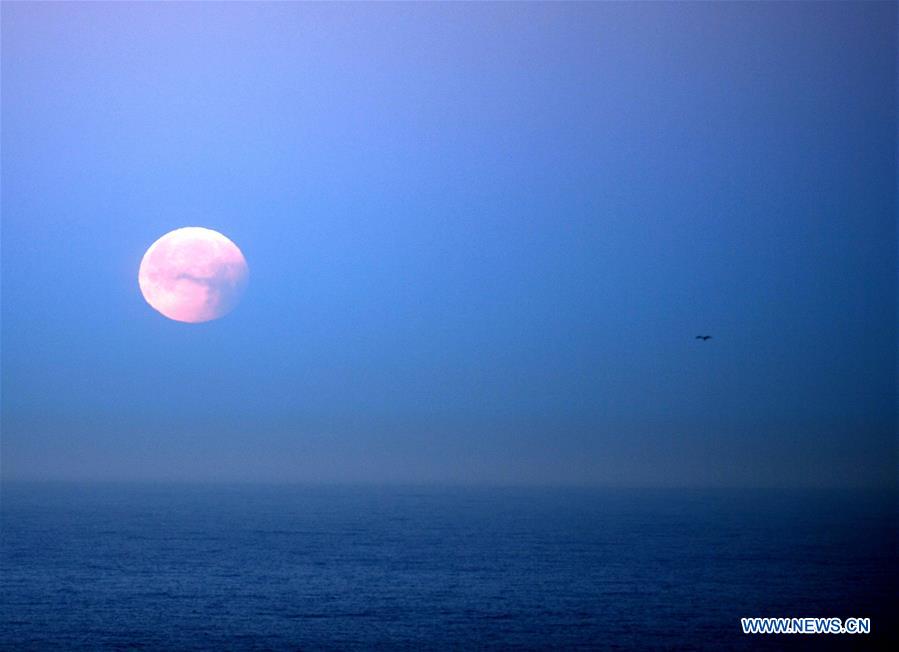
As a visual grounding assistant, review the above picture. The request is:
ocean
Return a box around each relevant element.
[1,484,895,650]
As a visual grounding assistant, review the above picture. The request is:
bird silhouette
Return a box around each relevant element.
[695,335,712,341]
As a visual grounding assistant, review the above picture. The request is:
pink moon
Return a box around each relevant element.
[138,227,249,323]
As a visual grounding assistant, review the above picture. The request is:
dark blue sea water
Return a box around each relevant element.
[1,484,895,650]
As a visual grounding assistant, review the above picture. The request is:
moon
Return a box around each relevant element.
[138,227,249,323]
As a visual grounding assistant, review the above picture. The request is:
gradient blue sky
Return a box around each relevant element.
[2,1,896,486]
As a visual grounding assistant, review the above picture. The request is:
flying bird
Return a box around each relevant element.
[695,335,712,341]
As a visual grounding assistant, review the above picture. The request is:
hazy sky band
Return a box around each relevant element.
[1,1,895,486]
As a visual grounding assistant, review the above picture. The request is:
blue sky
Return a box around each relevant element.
[2,1,895,486]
